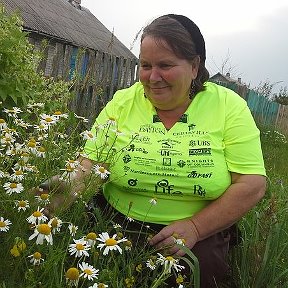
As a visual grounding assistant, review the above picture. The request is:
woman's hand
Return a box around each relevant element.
[149,218,199,257]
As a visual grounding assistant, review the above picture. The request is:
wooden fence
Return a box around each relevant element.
[29,36,138,125]
[210,80,288,135]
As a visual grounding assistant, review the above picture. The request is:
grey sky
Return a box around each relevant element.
[82,0,288,91]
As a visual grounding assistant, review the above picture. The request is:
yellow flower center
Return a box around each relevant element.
[125,240,132,247]
[19,200,27,207]
[105,238,117,246]
[45,117,53,122]
[51,218,58,228]
[10,183,17,189]
[27,141,36,148]
[33,252,42,259]
[86,232,97,240]
[83,269,92,275]
[37,224,51,235]
[165,256,174,261]
[54,111,62,115]
[98,284,107,288]
[0,118,5,123]
[66,165,75,172]
[75,243,84,250]
[0,221,6,227]
[38,147,46,152]
[66,268,80,280]
[40,193,49,200]
[33,211,42,217]
[98,167,105,173]
[15,170,23,175]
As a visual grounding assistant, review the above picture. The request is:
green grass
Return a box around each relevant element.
[228,128,288,288]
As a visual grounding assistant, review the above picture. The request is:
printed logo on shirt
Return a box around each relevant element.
[189,140,211,147]
[132,135,151,144]
[193,184,206,197]
[189,148,211,156]
[139,124,166,135]
[128,179,138,186]
[188,123,196,131]
[123,154,132,163]
[187,171,213,178]
[154,179,183,196]
[186,159,214,168]
[126,144,148,154]
[162,158,172,166]
[177,160,186,168]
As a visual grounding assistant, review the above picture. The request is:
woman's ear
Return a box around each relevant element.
[191,55,200,78]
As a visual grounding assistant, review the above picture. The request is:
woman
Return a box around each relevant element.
[46,14,266,287]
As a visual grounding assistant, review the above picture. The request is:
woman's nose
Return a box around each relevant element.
[149,67,162,82]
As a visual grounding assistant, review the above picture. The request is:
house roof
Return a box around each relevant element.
[1,0,137,59]
[210,72,245,86]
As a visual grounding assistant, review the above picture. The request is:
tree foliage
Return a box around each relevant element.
[0,5,74,111]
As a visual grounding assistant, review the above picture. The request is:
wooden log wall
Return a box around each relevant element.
[29,35,138,125]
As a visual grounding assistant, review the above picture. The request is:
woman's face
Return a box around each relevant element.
[139,36,199,111]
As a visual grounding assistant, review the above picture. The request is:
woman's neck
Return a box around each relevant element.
[156,105,189,130]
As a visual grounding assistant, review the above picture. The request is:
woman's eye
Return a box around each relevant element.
[159,64,172,69]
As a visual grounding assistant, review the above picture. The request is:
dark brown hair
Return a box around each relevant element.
[141,15,210,95]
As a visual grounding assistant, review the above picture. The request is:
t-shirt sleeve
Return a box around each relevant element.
[223,94,266,176]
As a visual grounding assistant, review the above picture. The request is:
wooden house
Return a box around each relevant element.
[209,72,249,99]
[1,0,138,121]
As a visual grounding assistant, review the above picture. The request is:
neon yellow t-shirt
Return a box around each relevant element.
[84,81,266,225]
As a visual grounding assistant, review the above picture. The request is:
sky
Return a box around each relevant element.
[82,0,288,92]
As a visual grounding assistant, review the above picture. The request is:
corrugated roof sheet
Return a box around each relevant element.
[0,0,136,59]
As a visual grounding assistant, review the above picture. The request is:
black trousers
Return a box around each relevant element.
[89,193,238,287]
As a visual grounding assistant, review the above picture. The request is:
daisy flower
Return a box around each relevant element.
[14,199,30,212]
[106,117,117,126]
[146,258,157,270]
[79,262,99,280]
[28,251,44,265]
[29,223,53,245]
[88,283,108,288]
[80,130,95,140]
[85,232,97,247]
[156,253,185,274]
[92,165,111,179]
[26,139,38,154]
[48,217,63,234]
[9,169,25,181]
[96,232,127,256]
[0,118,8,130]
[0,217,12,232]
[68,238,90,258]
[149,197,157,205]
[68,223,78,236]
[53,111,68,119]
[35,193,50,205]
[66,267,80,287]
[40,113,58,126]
[34,123,48,132]
[3,182,24,195]
[36,146,46,158]
[3,107,22,117]
[27,207,48,225]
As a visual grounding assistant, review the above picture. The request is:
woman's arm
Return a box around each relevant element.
[149,173,266,256]
[38,157,100,216]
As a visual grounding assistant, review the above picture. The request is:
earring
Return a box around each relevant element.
[189,80,196,99]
